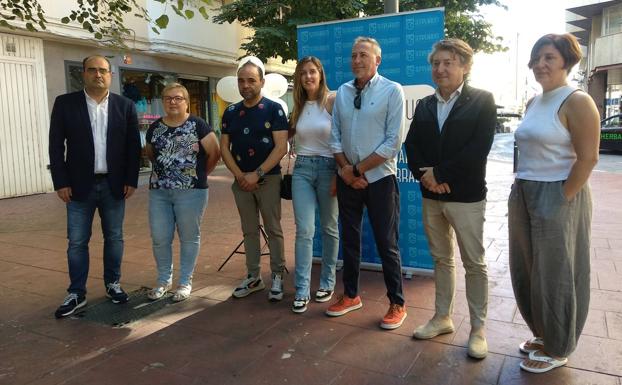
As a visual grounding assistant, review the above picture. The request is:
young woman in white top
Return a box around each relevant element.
[290,56,338,313]
[509,33,600,374]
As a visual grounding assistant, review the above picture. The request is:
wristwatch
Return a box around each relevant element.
[352,164,361,177]
[255,167,265,178]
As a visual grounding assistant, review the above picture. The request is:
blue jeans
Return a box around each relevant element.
[66,179,125,295]
[149,188,208,286]
[292,155,339,300]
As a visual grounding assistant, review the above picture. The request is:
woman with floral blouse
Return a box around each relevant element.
[144,82,220,302]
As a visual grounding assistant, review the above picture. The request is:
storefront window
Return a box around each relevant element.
[120,69,175,171]
[606,83,621,118]
[179,78,210,126]
[120,70,212,171]
[121,69,173,117]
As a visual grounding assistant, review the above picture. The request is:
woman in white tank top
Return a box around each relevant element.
[509,33,600,373]
[289,57,339,314]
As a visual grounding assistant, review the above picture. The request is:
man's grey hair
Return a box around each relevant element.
[353,36,382,57]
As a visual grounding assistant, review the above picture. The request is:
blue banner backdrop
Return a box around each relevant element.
[297,8,444,271]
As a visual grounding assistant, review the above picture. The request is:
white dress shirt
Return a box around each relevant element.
[435,82,464,131]
[84,90,109,173]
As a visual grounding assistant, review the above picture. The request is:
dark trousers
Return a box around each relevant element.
[337,174,404,305]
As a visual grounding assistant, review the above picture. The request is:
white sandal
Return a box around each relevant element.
[173,284,192,302]
[519,350,568,373]
[519,337,544,354]
[147,283,172,300]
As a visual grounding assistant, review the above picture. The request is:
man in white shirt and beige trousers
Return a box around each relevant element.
[405,39,497,359]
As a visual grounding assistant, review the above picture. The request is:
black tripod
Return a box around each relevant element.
[218,225,270,272]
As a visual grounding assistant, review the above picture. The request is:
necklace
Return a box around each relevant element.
[305,100,316,115]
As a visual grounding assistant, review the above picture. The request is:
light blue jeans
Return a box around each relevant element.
[292,155,339,300]
[149,188,208,286]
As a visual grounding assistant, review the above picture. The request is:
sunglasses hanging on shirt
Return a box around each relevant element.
[354,88,362,109]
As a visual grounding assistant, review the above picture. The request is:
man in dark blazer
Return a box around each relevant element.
[405,39,496,359]
[49,55,141,318]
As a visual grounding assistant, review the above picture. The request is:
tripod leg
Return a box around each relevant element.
[259,224,269,248]
[218,239,245,272]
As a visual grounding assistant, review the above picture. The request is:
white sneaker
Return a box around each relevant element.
[268,272,283,302]
[292,298,309,313]
[315,289,333,303]
[173,284,192,302]
[232,275,265,298]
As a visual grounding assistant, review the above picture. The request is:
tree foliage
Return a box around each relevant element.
[0,0,507,58]
[213,1,366,63]
[0,0,212,47]
[213,0,508,63]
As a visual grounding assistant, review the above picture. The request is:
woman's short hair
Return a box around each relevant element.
[428,38,474,71]
[161,82,190,112]
[528,33,582,72]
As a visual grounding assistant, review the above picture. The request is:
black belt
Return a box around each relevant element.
[94,173,108,180]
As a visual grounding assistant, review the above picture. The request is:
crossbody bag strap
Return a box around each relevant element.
[285,138,295,175]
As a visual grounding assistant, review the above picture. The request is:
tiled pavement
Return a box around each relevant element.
[1,158,621,385]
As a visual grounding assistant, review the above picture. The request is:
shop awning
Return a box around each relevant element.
[592,63,622,74]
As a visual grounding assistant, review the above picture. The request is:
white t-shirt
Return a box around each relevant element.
[295,101,333,158]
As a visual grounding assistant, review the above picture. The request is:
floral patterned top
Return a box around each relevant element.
[146,115,212,189]
[221,97,288,175]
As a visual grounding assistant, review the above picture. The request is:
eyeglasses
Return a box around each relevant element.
[353,88,362,109]
[85,67,111,75]
[163,96,185,104]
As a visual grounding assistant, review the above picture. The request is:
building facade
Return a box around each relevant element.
[0,0,294,198]
[567,0,622,118]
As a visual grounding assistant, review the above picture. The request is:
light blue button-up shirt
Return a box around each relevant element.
[329,73,405,184]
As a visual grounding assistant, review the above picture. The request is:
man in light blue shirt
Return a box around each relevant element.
[325,36,407,330]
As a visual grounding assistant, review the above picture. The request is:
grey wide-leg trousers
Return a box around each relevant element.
[508,179,592,357]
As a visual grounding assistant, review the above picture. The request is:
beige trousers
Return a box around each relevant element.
[422,198,488,329]
[231,174,285,277]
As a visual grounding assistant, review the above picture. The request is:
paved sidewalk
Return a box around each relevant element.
[1,159,621,385]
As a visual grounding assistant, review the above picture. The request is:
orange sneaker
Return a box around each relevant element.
[325,295,362,317]
[380,303,407,330]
